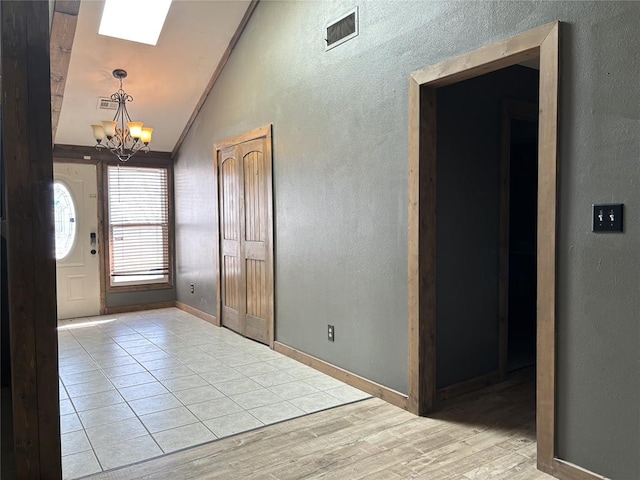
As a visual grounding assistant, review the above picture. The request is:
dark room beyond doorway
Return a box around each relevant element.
[434,64,540,396]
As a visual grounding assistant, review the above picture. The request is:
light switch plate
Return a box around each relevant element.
[593,204,623,232]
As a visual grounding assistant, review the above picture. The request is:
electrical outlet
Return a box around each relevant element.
[190,284,195,294]
[328,325,335,342]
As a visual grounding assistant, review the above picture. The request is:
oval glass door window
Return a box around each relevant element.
[54,182,77,260]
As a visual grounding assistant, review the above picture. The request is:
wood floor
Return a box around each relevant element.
[87,370,552,480]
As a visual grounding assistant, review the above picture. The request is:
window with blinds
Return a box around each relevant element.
[107,165,170,287]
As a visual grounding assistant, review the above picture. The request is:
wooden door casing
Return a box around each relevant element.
[215,126,273,346]
[407,22,560,478]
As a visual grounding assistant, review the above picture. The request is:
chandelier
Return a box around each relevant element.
[90,69,153,162]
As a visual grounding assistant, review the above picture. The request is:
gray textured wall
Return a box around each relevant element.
[174,2,640,478]
[105,288,175,309]
[173,150,217,316]
[436,66,539,388]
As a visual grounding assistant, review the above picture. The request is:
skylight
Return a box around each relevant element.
[99,0,172,46]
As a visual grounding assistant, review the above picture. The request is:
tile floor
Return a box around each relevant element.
[58,308,370,479]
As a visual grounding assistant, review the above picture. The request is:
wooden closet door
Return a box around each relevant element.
[216,125,273,346]
[240,138,270,344]
[219,146,243,335]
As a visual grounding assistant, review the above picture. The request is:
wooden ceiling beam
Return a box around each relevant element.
[50,0,80,143]
[53,0,81,16]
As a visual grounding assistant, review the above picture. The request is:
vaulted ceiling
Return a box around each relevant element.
[52,0,255,155]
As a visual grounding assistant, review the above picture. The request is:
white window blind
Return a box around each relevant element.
[107,165,169,282]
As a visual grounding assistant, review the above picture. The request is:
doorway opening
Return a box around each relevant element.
[407,22,559,475]
[432,67,539,403]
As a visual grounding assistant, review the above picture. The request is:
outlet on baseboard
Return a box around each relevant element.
[190,284,195,294]
[328,325,335,342]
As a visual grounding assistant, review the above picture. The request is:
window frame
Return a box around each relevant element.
[102,160,174,294]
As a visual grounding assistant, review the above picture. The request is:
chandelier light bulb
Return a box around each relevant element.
[127,122,144,139]
[140,127,153,144]
[91,124,105,142]
[101,120,117,138]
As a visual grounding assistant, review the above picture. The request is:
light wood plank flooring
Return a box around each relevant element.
[87,370,552,480]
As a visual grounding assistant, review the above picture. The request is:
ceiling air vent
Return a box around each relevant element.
[97,97,118,110]
[326,7,358,51]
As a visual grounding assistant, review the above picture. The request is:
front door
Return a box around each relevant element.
[217,127,273,345]
[54,163,101,319]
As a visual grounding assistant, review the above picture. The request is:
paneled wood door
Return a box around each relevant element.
[216,126,273,346]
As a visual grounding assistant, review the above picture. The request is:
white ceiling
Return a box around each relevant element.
[56,0,251,153]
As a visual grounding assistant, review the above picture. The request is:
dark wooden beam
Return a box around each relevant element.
[50,0,80,142]
[1,1,62,478]
[53,0,81,16]
[54,143,173,164]
[172,0,260,158]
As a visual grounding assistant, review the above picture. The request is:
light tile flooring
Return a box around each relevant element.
[58,308,370,479]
